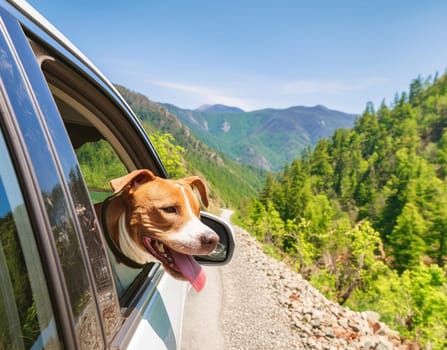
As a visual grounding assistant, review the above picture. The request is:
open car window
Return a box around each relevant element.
[30,40,156,299]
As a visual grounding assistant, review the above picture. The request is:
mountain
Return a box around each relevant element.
[115,85,265,207]
[163,103,358,171]
[196,104,245,114]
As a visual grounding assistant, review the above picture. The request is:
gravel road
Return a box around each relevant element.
[181,211,408,350]
[181,210,304,349]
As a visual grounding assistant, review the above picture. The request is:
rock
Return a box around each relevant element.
[376,340,394,350]
[348,319,361,332]
[324,326,335,338]
[338,317,349,328]
[312,319,321,328]
[217,226,413,350]
[364,310,381,324]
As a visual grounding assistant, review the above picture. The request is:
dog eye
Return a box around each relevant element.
[161,206,177,214]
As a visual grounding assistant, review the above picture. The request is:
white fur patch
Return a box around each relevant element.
[118,212,156,264]
[178,184,196,220]
[170,218,212,250]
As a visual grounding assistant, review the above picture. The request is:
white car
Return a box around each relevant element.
[0,0,234,349]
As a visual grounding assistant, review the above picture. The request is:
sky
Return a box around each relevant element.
[26,0,447,114]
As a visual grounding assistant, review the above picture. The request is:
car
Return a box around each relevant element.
[0,0,235,349]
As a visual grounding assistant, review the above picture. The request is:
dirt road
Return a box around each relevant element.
[180,209,300,350]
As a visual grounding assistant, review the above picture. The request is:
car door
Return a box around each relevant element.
[0,2,188,349]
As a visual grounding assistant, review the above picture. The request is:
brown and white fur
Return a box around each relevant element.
[96,169,219,291]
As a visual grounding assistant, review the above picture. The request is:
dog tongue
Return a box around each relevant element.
[169,249,206,292]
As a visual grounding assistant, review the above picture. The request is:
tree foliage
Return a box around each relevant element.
[238,73,447,349]
[76,132,187,190]
[149,131,187,178]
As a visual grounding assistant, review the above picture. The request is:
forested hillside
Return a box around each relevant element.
[237,73,447,349]
[114,85,265,207]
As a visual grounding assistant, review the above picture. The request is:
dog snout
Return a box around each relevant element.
[201,230,219,248]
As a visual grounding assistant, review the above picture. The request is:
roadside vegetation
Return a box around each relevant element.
[234,73,447,349]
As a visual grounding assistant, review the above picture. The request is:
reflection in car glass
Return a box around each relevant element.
[0,128,61,349]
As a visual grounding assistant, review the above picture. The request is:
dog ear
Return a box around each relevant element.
[182,176,209,207]
[110,169,155,194]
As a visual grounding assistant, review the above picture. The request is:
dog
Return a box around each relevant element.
[97,169,219,292]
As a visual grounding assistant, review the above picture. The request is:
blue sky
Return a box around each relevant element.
[27,0,447,114]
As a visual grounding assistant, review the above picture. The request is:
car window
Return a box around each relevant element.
[30,40,156,300]
[0,127,62,349]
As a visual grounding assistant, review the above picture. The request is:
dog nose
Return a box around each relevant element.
[201,230,219,247]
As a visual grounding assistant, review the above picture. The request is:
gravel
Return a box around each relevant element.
[182,220,414,350]
[219,226,305,349]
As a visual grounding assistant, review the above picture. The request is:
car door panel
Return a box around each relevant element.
[124,272,189,350]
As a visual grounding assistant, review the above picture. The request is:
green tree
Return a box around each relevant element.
[150,132,187,178]
[436,128,447,178]
[254,201,285,245]
[389,202,426,272]
[310,139,334,193]
[282,218,315,277]
[331,220,386,304]
[409,75,424,106]
[303,194,334,240]
[405,264,447,350]
[360,264,447,350]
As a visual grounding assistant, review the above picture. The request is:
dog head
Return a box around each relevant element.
[109,169,219,291]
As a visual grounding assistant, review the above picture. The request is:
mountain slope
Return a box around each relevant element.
[244,73,447,349]
[115,85,265,207]
[164,103,358,170]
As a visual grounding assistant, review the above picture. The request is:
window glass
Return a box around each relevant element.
[0,127,61,349]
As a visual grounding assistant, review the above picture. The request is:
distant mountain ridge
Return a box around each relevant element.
[115,85,265,207]
[196,104,245,114]
[164,103,358,170]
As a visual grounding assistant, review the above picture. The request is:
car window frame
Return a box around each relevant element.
[0,7,81,348]
[30,35,169,298]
